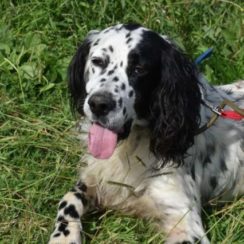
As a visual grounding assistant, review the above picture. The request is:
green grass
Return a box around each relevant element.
[0,0,243,243]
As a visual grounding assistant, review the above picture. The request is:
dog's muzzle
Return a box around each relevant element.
[88,92,116,117]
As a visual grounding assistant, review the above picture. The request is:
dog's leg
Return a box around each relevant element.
[149,177,210,244]
[49,181,95,244]
[162,206,209,244]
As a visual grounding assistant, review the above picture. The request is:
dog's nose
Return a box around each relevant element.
[88,92,116,117]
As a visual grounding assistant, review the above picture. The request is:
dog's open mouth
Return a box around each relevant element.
[88,120,132,159]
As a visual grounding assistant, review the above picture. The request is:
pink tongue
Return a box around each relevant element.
[88,123,118,159]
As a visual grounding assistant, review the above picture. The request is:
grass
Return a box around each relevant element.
[0,0,243,243]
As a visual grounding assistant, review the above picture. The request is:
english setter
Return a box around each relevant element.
[49,24,244,244]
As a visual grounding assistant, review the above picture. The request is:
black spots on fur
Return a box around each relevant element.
[210,177,217,189]
[203,155,211,166]
[193,237,201,243]
[194,219,200,226]
[123,23,141,31]
[206,143,215,155]
[106,55,110,65]
[108,69,114,76]
[241,140,244,152]
[100,78,106,82]
[92,68,95,74]
[58,219,68,233]
[197,151,204,163]
[109,45,114,52]
[120,61,123,67]
[93,39,100,46]
[64,204,79,219]
[225,89,233,95]
[114,88,119,93]
[74,192,88,206]
[126,32,131,38]
[113,76,119,82]
[125,31,132,44]
[121,83,126,90]
[118,98,123,107]
[57,215,65,222]
[126,37,133,44]
[240,159,244,166]
[220,158,227,171]
[59,201,67,210]
[77,181,87,192]
[64,229,70,236]
[123,107,127,115]
[190,180,194,188]
[53,232,61,238]
[191,164,195,181]
[102,48,107,52]
[128,90,134,97]
[193,195,198,202]
[175,241,191,244]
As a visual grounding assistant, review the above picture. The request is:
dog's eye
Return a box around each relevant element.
[134,65,145,75]
[91,57,105,67]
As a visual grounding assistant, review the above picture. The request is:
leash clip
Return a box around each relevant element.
[204,100,223,116]
[212,106,223,116]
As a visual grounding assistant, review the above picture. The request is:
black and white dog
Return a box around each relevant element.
[49,24,244,244]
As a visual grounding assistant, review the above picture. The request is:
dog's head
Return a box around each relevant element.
[69,24,202,166]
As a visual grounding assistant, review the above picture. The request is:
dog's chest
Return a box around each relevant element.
[79,127,162,207]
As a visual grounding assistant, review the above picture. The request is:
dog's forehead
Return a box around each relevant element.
[89,26,146,58]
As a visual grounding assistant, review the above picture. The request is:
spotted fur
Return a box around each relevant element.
[49,24,244,244]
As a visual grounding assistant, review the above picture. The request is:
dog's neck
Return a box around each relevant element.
[198,75,229,127]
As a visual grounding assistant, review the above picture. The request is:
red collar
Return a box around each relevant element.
[196,99,244,135]
[220,110,244,120]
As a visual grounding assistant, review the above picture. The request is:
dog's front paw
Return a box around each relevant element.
[166,239,196,244]
[165,232,207,244]
[49,232,81,244]
[171,241,196,244]
[49,222,82,244]
[165,235,209,244]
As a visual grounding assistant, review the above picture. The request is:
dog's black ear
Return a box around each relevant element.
[68,31,99,116]
[149,43,202,167]
[68,39,91,115]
